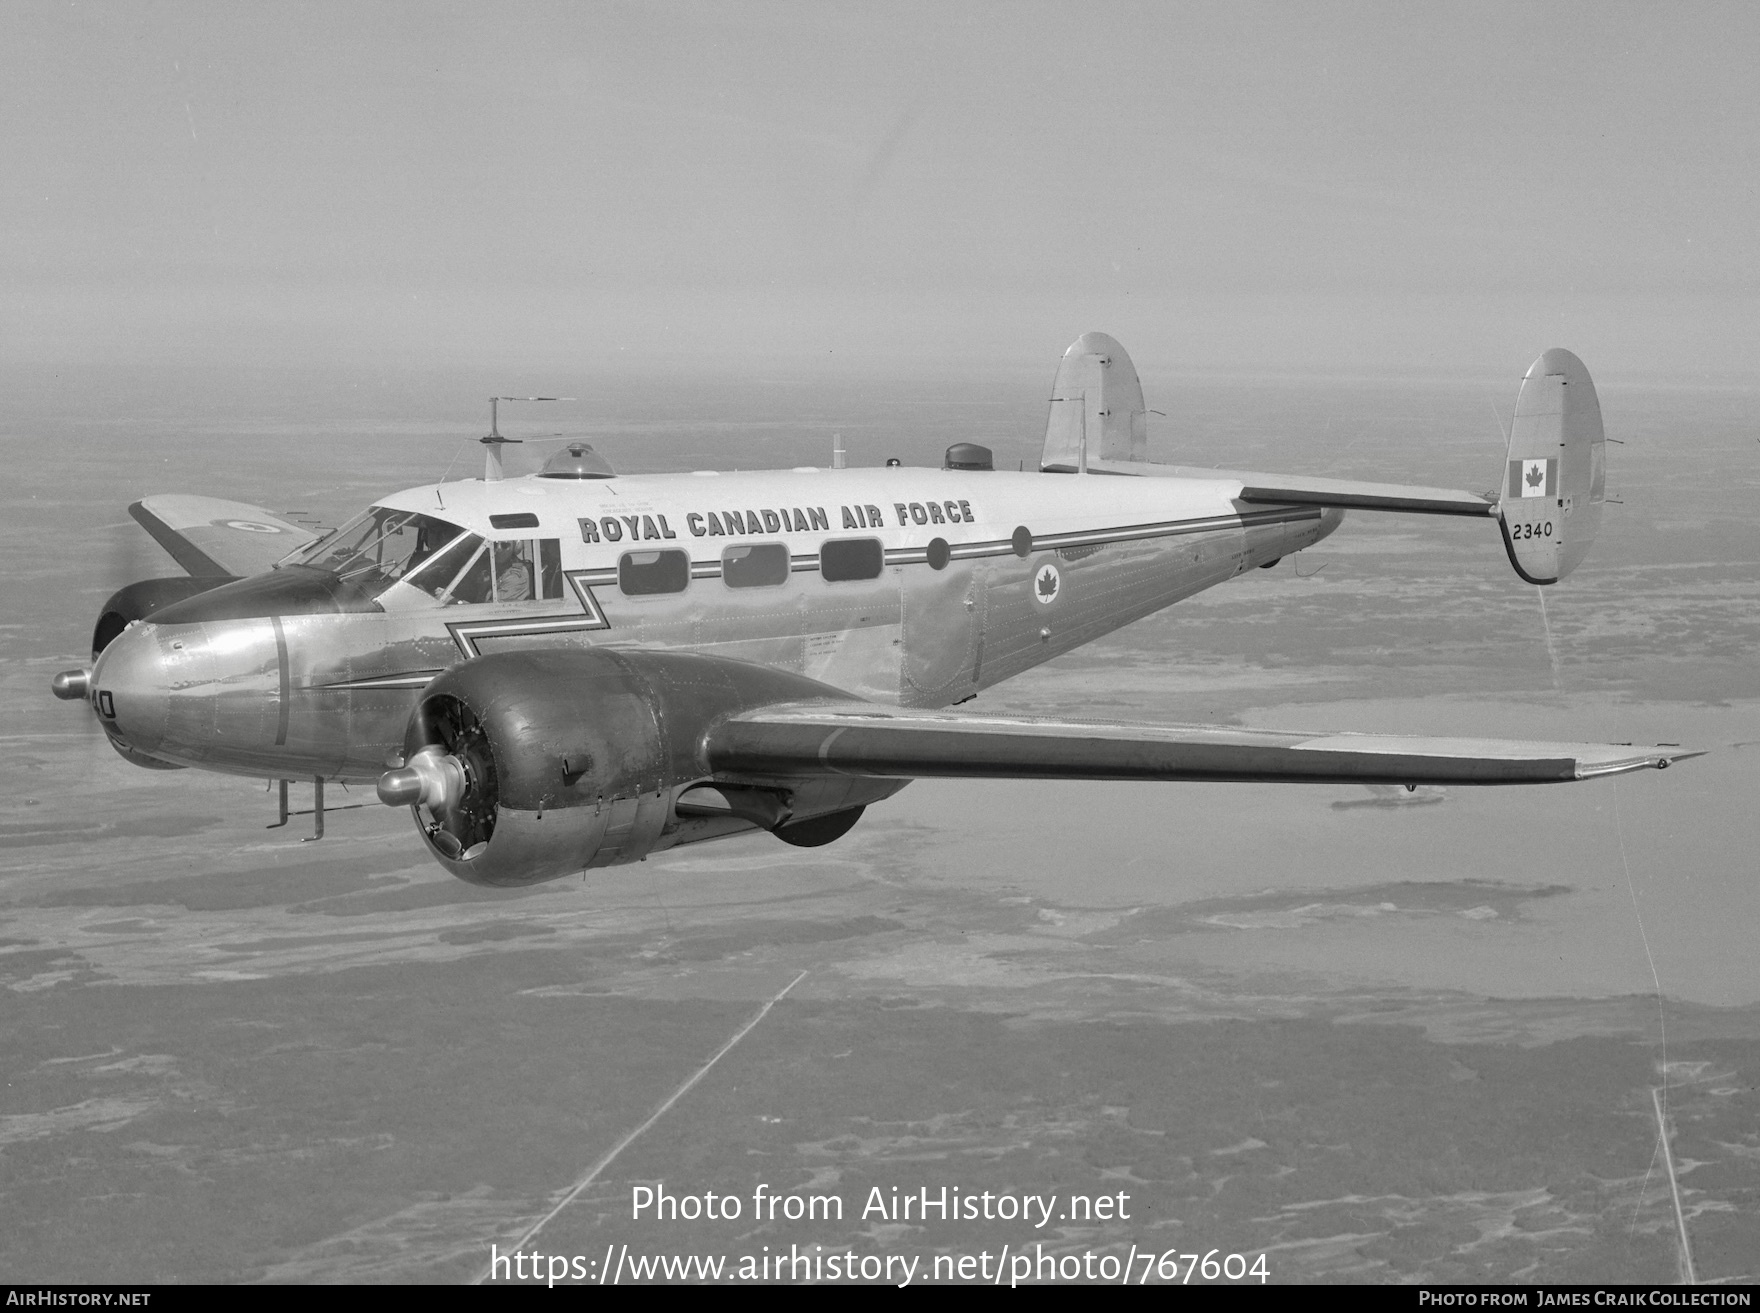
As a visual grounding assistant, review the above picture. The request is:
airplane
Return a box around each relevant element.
[50,333,1698,886]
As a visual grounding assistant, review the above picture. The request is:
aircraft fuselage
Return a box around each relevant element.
[90,466,1342,783]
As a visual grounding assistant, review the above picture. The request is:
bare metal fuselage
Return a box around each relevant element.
[92,467,1341,783]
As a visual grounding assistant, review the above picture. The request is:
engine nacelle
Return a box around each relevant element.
[388,647,895,887]
[91,576,236,658]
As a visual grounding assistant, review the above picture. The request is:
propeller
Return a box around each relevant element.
[54,516,151,716]
[377,694,498,860]
[53,518,193,768]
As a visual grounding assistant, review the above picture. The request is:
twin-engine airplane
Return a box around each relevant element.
[52,334,1696,886]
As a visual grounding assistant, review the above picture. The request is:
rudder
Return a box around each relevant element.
[1041,332,1149,471]
[1499,348,1605,584]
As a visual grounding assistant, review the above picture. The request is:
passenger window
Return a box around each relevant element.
[619,549,690,596]
[723,542,790,588]
[538,539,562,600]
[820,537,884,582]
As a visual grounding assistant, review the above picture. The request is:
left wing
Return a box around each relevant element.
[707,703,1696,786]
[130,496,321,578]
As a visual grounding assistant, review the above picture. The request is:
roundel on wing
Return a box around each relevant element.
[215,519,285,534]
[1032,562,1060,605]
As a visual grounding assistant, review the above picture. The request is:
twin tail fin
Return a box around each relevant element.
[1037,333,1607,585]
[1497,348,1606,584]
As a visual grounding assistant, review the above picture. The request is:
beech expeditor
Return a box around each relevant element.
[51,334,1698,886]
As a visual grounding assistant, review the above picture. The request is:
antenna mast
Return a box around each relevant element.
[481,396,574,481]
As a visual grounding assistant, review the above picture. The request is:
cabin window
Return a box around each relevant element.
[619,548,691,596]
[722,542,790,589]
[819,537,884,582]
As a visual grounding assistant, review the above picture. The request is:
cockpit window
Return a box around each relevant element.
[293,508,467,593]
[442,542,494,605]
[402,533,484,601]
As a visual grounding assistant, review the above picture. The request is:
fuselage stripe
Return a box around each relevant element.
[569,508,1319,580]
[319,672,442,690]
[1028,508,1318,552]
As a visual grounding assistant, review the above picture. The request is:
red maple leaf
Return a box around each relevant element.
[1525,463,1544,489]
[1036,570,1057,598]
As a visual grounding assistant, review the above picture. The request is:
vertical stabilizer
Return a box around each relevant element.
[1499,348,1605,584]
[1041,332,1149,471]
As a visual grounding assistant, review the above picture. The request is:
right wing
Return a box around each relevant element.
[707,703,1697,787]
[130,496,321,578]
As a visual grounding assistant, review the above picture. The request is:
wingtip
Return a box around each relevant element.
[1575,745,1706,779]
[1654,747,1708,769]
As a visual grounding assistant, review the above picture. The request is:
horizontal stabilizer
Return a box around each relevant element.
[130,496,321,579]
[1209,470,1494,516]
[1064,456,1498,514]
[708,704,1698,786]
[1034,333,1607,584]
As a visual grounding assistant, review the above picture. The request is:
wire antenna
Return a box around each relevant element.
[1490,401,1512,444]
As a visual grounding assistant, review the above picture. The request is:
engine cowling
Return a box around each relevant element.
[91,576,236,658]
[382,647,893,887]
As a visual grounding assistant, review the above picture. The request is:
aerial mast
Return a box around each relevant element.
[481,396,574,481]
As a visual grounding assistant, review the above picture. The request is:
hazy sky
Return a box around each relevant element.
[5,1,1757,379]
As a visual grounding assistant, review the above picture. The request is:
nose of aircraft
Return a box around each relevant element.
[90,622,172,756]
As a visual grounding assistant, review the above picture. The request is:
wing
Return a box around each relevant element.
[130,496,321,578]
[707,703,1696,786]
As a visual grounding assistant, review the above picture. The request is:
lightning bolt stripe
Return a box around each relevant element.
[447,614,611,659]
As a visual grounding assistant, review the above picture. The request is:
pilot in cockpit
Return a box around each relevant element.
[402,520,446,577]
[493,541,533,602]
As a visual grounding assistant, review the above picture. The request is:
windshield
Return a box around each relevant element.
[291,508,466,594]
